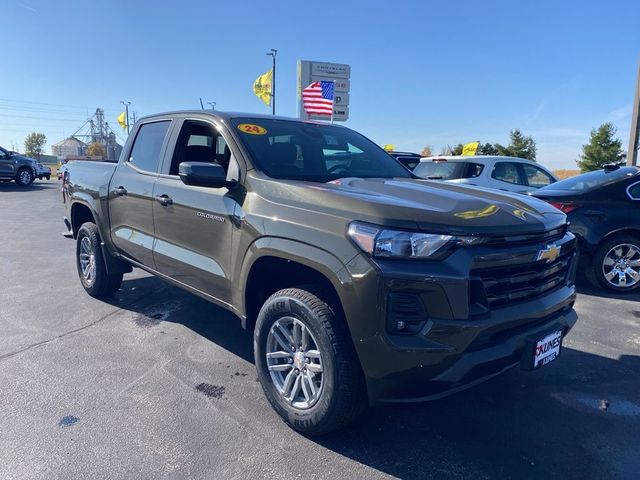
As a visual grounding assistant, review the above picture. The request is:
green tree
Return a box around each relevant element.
[24,132,47,159]
[451,143,464,155]
[576,122,626,172]
[504,129,537,160]
[479,143,499,155]
[87,142,106,158]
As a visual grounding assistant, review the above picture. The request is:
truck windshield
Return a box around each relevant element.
[231,118,411,182]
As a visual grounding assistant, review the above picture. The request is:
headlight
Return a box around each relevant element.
[347,221,485,259]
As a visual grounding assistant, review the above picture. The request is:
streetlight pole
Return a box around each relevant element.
[120,100,131,135]
[628,61,640,166]
[267,49,277,115]
[207,101,216,110]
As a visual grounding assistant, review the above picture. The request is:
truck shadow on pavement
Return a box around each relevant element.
[111,275,640,480]
[0,182,52,192]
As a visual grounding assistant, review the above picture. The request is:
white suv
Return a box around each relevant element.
[413,156,558,193]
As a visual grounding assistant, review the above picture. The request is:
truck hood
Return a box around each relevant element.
[260,177,566,235]
[11,154,37,164]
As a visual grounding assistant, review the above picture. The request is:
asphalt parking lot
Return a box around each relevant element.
[1,181,639,480]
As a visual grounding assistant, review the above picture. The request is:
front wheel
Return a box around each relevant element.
[589,235,640,292]
[254,288,367,435]
[76,222,123,297]
[15,168,34,186]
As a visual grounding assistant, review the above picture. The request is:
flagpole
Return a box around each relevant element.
[330,80,335,125]
[120,100,131,135]
[267,49,277,115]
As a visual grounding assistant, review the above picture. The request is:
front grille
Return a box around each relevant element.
[471,251,572,308]
[484,225,567,247]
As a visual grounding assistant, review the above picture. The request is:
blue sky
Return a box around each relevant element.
[1,0,638,168]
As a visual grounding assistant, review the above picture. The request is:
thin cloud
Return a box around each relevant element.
[607,103,633,122]
[18,2,37,12]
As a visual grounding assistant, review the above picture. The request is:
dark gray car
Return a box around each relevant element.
[0,146,38,186]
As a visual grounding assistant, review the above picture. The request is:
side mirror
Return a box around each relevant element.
[178,162,236,189]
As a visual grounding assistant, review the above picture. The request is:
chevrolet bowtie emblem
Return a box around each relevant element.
[535,244,561,263]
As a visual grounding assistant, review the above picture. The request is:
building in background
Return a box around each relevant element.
[52,137,87,159]
[51,109,124,162]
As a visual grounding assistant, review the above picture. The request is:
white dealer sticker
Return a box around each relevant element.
[534,330,562,368]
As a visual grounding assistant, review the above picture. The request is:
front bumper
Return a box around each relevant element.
[343,232,578,403]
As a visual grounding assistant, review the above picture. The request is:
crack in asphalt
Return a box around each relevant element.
[0,284,171,364]
[0,306,126,363]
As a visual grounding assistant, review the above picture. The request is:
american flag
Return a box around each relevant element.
[302,81,335,116]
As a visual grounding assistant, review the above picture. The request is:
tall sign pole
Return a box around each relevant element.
[267,49,277,115]
[628,61,640,166]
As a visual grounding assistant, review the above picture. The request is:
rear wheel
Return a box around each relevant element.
[15,168,34,186]
[589,235,640,292]
[254,287,367,435]
[76,222,123,297]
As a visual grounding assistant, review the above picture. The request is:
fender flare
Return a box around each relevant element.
[237,236,354,320]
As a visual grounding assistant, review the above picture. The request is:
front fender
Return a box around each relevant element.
[236,236,355,312]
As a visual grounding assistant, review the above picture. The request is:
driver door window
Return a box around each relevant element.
[167,120,230,176]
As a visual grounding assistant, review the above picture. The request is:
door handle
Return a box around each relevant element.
[114,186,127,196]
[155,194,173,206]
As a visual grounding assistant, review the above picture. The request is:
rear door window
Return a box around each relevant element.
[522,164,555,188]
[128,121,171,173]
[491,162,523,185]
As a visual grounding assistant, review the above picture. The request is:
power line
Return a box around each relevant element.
[0,98,91,109]
[0,113,87,122]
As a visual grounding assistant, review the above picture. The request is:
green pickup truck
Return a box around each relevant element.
[63,111,578,434]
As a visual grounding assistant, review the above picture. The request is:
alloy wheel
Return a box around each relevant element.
[266,316,323,409]
[79,236,96,285]
[602,243,640,288]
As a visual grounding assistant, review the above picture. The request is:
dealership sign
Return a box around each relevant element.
[297,60,351,122]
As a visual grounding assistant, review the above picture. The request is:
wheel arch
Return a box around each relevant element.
[239,238,354,332]
[598,228,640,247]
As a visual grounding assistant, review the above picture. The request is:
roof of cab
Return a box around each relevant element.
[136,110,346,127]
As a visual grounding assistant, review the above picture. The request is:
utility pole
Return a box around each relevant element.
[267,48,277,115]
[207,101,216,110]
[628,61,640,166]
[120,101,131,135]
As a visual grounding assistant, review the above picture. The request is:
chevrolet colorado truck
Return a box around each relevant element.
[62,111,578,435]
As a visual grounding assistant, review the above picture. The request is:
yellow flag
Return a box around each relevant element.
[383,144,395,152]
[253,69,272,107]
[117,111,128,130]
[462,141,480,156]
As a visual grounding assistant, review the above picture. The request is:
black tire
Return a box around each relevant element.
[589,234,640,293]
[15,167,34,186]
[75,222,123,297]
[254,287,367,435]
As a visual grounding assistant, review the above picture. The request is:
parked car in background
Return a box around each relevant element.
[387,151,422,170]
[35,162,51,180]
[532,165,640,292]
[414,156,558,193]
[0,146,38,186]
